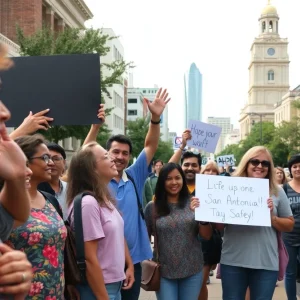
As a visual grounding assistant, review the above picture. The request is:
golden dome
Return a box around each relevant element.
[261,4,278,15]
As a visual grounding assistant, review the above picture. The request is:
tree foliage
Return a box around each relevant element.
[16,26,131,143]
[126,116,174,164]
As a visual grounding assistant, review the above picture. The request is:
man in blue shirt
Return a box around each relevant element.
[84,89,170,300]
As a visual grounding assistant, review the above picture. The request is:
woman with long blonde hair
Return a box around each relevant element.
[218,146,294,300]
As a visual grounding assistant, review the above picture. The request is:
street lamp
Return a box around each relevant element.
[247,112,273,144]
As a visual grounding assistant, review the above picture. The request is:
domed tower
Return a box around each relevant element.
[239,0,290,140]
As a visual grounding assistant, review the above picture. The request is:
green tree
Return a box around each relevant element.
[16,26,131,143]
[126,116,174,164]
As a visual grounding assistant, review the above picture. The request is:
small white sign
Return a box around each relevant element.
[173,136,183,149]
[217,155,235,167]
[195,174,271,227]
[187,120,222,153]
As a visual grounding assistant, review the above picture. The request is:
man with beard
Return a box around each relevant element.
[169,129,201,195]
[83,88,170,300]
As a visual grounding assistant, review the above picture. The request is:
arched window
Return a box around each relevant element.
[262,21,266,33]
[268,70,274,81]
[269,21,273,32]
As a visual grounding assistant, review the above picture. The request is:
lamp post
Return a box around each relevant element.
[247,112,273,144]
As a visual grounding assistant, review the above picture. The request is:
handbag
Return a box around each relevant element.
[141,206,161,291]
[277,231,289,281]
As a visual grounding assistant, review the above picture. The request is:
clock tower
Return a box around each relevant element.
[239,1,290,140]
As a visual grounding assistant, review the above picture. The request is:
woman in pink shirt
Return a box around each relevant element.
[67,142,134,300]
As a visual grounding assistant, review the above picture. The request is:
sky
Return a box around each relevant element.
[84,0,300,135]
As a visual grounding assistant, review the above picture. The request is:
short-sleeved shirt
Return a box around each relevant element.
[282,183,300,247]
[6,196,67,299]
[144,201,203,279]
[221,187,292,271]
[0,204,14,241]
[109,150,152,264]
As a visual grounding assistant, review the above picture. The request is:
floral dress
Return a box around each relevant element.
[5,198,67,300]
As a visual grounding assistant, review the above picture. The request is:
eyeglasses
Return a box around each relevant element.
[51,155,64,163]
[30,154,53,164]
[249,159,271,168]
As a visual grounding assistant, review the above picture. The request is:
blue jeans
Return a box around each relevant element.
[156,271,203,300]
[121,263,142,300]
[221,264,278,300]
[76,281,122,300]
[284,244,300,300]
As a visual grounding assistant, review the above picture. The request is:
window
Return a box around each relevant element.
[128,98,137,103]
[113,91,123,109]
[113,114,124,130]
[143,90,146,93]
[269,21,273,32]
[268,70,274,81]
[128,110,137,116]
[262,21,266,33]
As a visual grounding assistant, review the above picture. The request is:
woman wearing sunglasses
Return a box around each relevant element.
[218,146,294,300]
[4,134,67,299]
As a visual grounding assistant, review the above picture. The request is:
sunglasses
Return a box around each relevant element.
[249,159,271,168]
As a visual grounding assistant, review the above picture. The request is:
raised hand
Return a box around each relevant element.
[181,129,192,148]
[144,88,171,119]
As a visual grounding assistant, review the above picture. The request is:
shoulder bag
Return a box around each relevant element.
[141,206,161,291]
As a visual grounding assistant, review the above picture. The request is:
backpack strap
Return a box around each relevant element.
[73,191,94,282]
[125,171,145,220]
[39,190,63,219]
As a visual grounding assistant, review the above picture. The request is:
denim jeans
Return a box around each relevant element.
[284,244,300,300]
[121,263,142,300]
[221,264,278,300]
[76,281,122,300]
[156,271,203,300]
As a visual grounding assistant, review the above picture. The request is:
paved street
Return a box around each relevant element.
[139,272,289,300]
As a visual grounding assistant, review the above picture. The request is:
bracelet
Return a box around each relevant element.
[199,221,210,225]
[151,119,160,125]
[179,146,185,151]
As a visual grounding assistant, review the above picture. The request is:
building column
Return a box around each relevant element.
[45,7,54,30]
[56,19,65,32]
[63,137,73,151]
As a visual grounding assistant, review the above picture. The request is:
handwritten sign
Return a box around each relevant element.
[173,136,182,149]
[187,120,222,153]
[217,155,235,167]
[195,174,271,227]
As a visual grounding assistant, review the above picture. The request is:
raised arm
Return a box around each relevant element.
[9,109,53,139]
[0,103,30,226]
[169,129,191,164]
[83,104,105,145]
[144,88,170,166]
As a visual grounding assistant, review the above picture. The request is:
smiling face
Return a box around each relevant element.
[181,157,201,183]
[247,152,270,179]
[108,142,130,173]
[28,144,54,183]
[91,145,118,182]
[165,168,183,196]
[48,150,66,179]
[275,168,284,184]
[291,163,300,180]
[25,162,33,189]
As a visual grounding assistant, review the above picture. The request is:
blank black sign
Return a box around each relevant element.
[0,53,101,126]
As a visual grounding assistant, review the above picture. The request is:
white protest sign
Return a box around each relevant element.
[195,174,271,227]
[187,120,222,153]
[173,136,182,149]
[217,155,235,167]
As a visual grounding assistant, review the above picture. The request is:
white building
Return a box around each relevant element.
[101,28,125,135]
[127,88,145,122]
[224,129,241,148]
[239,2,290,140]
[138,87,169,142]
[207,117,233,154]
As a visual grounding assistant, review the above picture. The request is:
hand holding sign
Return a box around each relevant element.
[187,120,221,153]
[190,197,200,212]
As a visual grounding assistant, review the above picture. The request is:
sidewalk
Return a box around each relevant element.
[139,273,288,299]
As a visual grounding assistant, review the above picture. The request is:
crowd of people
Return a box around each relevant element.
[0,44,300,300]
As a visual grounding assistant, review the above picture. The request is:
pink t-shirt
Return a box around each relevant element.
[69,195,125,284]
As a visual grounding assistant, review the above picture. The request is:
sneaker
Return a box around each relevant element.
[206,277,210,284]
[209,270,214,276]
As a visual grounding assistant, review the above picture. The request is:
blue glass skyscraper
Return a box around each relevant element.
[184,63,202,127]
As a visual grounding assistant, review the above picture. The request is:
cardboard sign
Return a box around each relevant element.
[195,174,271,227]
[187,120,222,153]
[217,155,235,167]
[0,54,101,126]
[173,136,182,149]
